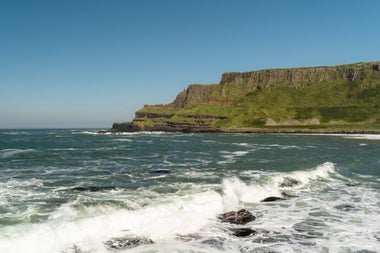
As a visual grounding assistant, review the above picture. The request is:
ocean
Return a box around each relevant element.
[0,129,379,253]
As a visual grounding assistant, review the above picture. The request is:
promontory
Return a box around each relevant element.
[110,61,380,133]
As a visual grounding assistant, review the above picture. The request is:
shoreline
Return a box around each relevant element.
[99,128,380,135]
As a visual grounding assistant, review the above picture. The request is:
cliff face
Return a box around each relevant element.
[112,61,380,133]
[220,63,380,85]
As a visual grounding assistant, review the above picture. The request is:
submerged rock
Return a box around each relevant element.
[334,204,359,212]
[261,196,286,202]
[218,209,256,225]
[230,228,257,237]
[279,177,301,188]
[200,238,225,250]
[104,235,154,250]
[150,169,170,174]
[72,186,116,192]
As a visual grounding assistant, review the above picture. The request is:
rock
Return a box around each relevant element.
[112,122,141,132]
[334,204,359,212]
[104,235,153,250]
[230,228,256,237]
[261,196,286,202]
[279,177,301,188]
[150,169,170,174]
[72,186,116,192]
[218,209,256,225]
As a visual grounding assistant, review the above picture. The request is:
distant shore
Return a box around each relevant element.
[99,128,380,135]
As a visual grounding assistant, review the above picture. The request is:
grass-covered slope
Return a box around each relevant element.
[115,61,380,132]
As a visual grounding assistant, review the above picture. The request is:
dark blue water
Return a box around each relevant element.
[0,129,379,252]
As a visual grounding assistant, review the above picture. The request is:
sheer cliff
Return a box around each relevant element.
[112,61,380,133]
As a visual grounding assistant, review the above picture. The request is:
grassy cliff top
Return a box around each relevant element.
[126,61,380,132]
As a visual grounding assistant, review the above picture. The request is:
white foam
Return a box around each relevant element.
[274,162,336,186]
[343,134,380,140]
[0,149,35,158]
[218,150,249,164]
[221,162,336,207]
[221,177,282,207]
[3,178,43,188]
[0,191,224,253]
[1,131,31,135]
[114,138,132,142]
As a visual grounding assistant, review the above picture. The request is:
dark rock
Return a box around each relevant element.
[230,228,256,237]
[279,177,301,188]
[218,209,256,225]
[261,196,286,202]
[104,235,153,250]
[72,186,116,192]
[112,122,141,132]
[98,129,111,134]
[334,204,359,212]
[150,169,170,174]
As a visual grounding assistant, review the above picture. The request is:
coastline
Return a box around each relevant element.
[99,127,380,135]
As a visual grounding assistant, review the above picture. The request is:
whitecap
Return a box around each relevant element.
[1,131,32,135]
[0,190,224,253]
[114,138,132,142]
[1,178,44,190]
[0,149,35,159]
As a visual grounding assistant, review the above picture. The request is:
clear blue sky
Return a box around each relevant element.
[1,0,379,128]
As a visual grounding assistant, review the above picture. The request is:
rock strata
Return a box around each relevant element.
[218,209,256,225]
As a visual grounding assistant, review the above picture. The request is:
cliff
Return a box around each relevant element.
[111,61,380,133]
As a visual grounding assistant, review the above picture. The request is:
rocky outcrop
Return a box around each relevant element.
[104,235,154,250]
[218,209,256,225]
[172,84,220,107]
[260,196,286,202]
[230,228,257,237]
[112,122,140,132]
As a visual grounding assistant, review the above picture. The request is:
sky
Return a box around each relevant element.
[1,0,379,129]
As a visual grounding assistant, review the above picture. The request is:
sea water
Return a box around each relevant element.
[0,129,379,253]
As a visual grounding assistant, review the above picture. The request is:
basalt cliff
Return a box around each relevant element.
[111,61,380,133]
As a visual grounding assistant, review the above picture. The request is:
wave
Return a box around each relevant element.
[0,162,347,253]
[221,162,336,206]
[0,191,224,253]
[0,149,35,159]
